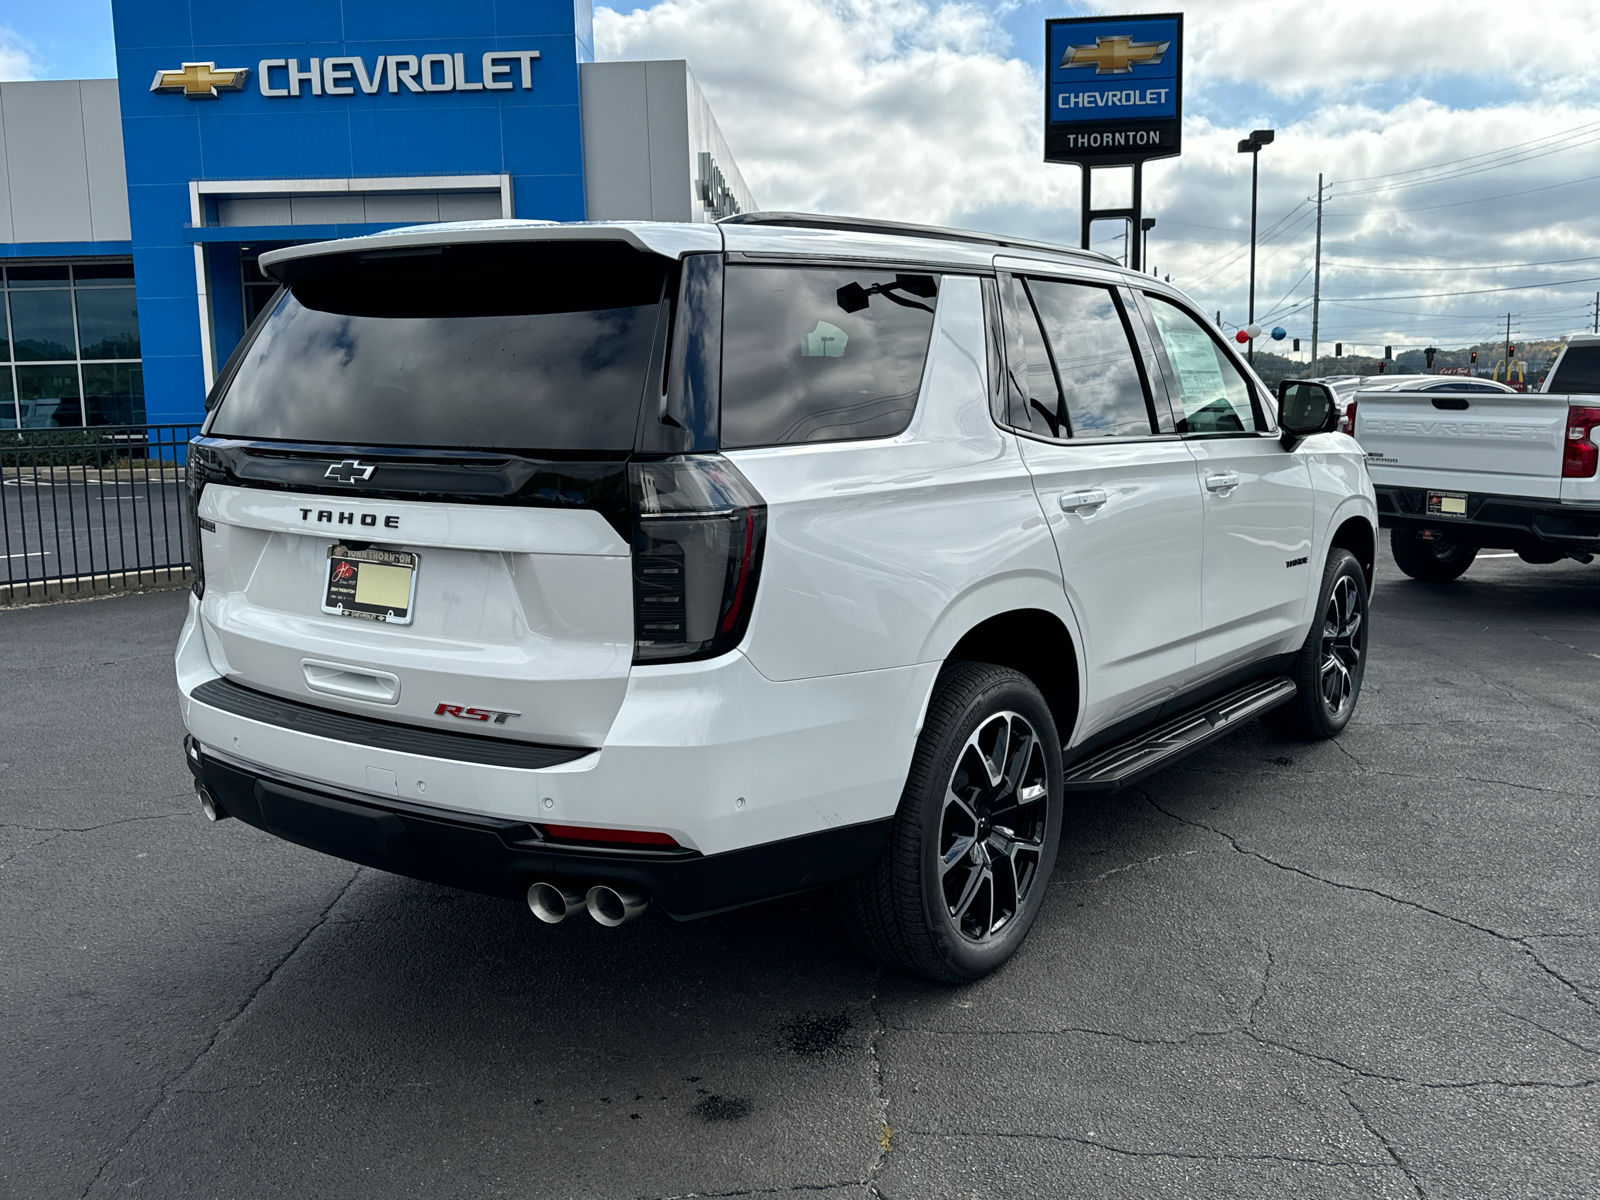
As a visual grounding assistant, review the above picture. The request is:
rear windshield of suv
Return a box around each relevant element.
[209,242,670,452]
[1549,346,1600,394]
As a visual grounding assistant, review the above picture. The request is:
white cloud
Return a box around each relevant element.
[596,0,1600,351]
[0,26,41,81]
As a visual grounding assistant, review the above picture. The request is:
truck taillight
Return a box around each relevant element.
[629,456,766,664]
[1340,400,1357,436]
[1563,407,1600,479]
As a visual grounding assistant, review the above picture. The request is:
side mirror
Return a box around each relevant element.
[1276,379,1338,450]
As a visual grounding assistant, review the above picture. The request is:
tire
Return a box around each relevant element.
[1390,529,1477,581]
[839,662,1064,983]
[1262,548,1369,741]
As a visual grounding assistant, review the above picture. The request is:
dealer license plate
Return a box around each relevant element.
[1426,491,1468,517]
[322,544,418,624]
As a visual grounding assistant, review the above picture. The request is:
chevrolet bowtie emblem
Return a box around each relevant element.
[1061,36,1170,74]
[149,62,251,100]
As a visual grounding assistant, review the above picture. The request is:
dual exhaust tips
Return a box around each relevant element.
[528,881,649,927]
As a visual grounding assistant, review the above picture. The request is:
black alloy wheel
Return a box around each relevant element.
[939,711,1051,944]
[1319,571,1364,721]
[1263,548,1369,741]
[840,662,1063,982]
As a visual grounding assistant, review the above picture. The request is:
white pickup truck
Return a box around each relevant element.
[1353,333,1600,580]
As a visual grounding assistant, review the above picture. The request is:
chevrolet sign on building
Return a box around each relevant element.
[1045,13,1184,166]
[0,0,754,431]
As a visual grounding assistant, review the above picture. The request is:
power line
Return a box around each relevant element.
[1329,127,1600,198]
[1325,170,1600,217]
[1319,253,1600,274]
[1329,118,1600,187]
[1318,276,1600,302]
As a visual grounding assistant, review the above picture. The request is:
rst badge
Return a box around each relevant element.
[435,703,521,726]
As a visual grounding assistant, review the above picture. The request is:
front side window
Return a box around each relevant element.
[1026,279,1152,438]
[1144,296,1261,435]
[719,266,938,449]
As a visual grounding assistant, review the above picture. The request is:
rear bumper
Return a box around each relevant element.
[1375,486,1600,550]
[187,740,890,918]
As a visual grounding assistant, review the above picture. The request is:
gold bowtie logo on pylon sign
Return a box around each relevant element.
[149,62,251,100]
[1060,36,1170,74]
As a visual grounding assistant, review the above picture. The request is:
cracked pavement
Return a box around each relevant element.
[3,551,1598,1198]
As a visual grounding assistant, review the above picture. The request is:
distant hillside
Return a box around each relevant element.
[1241,337,1572,388]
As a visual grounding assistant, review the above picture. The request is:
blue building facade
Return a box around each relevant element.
[0,1,751,429]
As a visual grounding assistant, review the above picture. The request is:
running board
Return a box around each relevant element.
[1062,676,1297,794]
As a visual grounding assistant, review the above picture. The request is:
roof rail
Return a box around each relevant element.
[718,211,1117,264]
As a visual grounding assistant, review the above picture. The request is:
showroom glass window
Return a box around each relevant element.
[0,262,143,430]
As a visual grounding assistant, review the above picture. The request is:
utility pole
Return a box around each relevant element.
[1505,313,1513,364]
[1237,129,1275,362]
[1310,173,1323,375]
[1593,291,1598,334]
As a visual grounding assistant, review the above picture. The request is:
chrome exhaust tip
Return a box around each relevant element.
[527,881,586,925]
[196,784,228,823]
[585,885,649,927]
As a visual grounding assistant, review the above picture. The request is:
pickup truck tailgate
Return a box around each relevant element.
[1354,392,1569,499]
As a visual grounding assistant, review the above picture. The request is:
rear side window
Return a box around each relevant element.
[209,242,669,452]
[1550,347,1600,394]
[719,266,938,448]
[1144,296,1261,434]
[1026,279,1152,437]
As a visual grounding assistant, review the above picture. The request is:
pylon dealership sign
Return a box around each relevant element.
[1045,13,1183,165]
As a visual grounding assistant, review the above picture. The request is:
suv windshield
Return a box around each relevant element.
[1550,346,1600,394]
[209,242,670,452]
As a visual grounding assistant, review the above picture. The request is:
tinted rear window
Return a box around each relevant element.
[1550,346,1600,394]
[719,266,938,448]
[209,242,669,452]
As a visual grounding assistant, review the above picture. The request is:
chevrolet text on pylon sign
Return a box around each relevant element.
[1045,13,1183,165]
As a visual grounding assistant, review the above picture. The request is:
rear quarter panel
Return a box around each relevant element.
[725,274,1073,684]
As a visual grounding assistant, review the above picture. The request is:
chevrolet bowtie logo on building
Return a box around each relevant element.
[1061,36,1171,75]
[149,62,251,100]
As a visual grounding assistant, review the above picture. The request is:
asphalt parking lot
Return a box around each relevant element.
[4,551,1598,1199]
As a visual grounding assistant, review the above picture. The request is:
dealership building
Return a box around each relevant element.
[0,0,754,430]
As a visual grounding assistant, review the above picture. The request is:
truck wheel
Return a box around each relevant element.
[1262,548,1368,741]
[1390,529,1477,581]
[840,663,1063,983]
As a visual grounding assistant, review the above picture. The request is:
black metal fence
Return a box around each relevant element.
[1,424,199,603]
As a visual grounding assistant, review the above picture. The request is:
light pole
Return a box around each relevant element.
[1237,128,1274,362]
[1140,217,1156,275]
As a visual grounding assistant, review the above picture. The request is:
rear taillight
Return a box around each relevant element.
[1340,400,1357,436]
[184,441,227,598]
[630,455,766,664]
[1563,407,1600,479]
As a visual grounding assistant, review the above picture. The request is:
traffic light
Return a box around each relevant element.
[1509,344,1516,359]
[1470,349,1477,364]
[1385,346,1393,360]
[1378,361,1386,374]
[1293,338,1301,352]
[1425,347,1437,368]
[1335,343,1342,357]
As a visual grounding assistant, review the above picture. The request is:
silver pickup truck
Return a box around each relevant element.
[1352,333,1600,580]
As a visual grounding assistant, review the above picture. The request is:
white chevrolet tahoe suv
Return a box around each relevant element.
[177,214,1376,981]
[1354,334,1600,581]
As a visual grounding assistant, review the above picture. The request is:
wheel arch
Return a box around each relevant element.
[1329,511,1376,588]
[942,608,1080,747]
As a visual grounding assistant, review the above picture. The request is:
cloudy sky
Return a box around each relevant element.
[7,0,1600,355]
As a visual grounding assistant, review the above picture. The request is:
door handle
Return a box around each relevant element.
[1204,472,1241,494]
[1059,488,1109,513]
